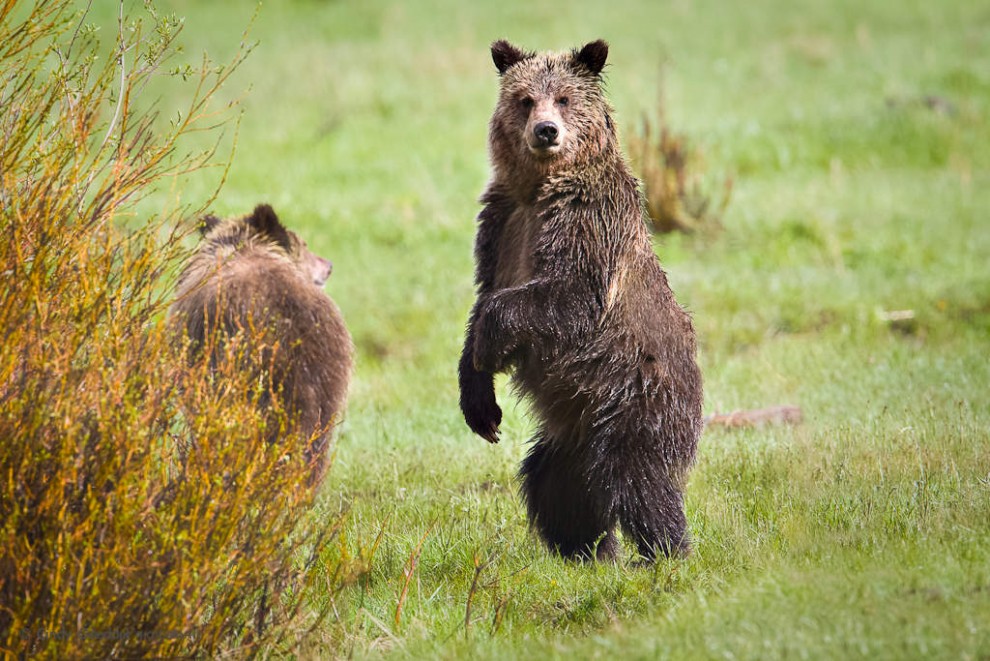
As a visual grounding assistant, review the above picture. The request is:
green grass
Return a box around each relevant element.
[89,0,990,657]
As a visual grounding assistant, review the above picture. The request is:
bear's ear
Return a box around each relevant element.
[199,214,222,236]
[491,40,531,75]
[248,204,293,251]
[573,39,609,76]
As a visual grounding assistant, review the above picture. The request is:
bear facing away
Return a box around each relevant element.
[170,204,353,484]
[458,40,703,561]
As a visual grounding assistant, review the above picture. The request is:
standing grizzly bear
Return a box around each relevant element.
[170,204,353,483]
[458,40,703,561]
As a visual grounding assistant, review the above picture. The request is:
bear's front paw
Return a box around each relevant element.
[459,375,502,443]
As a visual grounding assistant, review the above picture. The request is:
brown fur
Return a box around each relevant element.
[458,41,703,561]
[170,204,353,483]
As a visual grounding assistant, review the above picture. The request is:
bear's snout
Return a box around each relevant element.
[533,121,559,146]
[308,255,333,287]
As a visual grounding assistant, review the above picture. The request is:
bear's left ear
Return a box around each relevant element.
[573,39,609,76]
[248,203,293,252]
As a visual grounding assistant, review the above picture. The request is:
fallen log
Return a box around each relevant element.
[704,405,803,429]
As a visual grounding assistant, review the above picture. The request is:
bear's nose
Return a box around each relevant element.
[534,121,559,145]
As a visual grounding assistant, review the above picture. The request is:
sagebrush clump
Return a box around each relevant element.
[628,68,733,234]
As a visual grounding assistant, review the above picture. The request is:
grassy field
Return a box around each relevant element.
[92,0,989,657]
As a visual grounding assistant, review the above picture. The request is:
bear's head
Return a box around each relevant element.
[200,204,332,287]
[488,40,614,177]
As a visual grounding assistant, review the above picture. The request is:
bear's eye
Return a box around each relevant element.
[557,97,569,107]
[520,96,534,109]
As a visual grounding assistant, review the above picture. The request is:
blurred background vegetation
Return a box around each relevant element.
[3,0,988,657]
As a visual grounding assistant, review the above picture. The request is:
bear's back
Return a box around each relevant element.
[171,240,353,439]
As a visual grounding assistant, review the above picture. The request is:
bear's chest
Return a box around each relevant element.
[494,206,540,290]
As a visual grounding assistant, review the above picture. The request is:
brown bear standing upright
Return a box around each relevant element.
[458,40,703,561]
[170,204,353,483]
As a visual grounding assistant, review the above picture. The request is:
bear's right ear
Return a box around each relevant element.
[199,214,221,236]
[491,40,531,75]
[247,204,293,252]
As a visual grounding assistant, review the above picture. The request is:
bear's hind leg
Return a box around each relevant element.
[520,436,615,561]
[595,529,619,561]
[617,475,690,562]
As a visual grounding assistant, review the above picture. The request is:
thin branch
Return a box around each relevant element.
[394,521,436,632]
[97,1,127,157]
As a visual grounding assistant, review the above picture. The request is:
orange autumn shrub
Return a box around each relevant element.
[0,2,357,657]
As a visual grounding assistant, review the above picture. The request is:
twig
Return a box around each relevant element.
[362,608,401,646]
[394,521,435,632]
[464,552,492,638]
[98,1,127,156]
[489,564,528,636]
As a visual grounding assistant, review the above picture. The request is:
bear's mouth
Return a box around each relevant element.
[527,141,562,158]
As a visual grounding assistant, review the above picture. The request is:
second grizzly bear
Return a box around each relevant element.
[458,40,703,561]
[170,204,353,482]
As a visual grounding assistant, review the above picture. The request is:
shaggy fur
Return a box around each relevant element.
[170,204,353,483]
[458,40,703,561]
